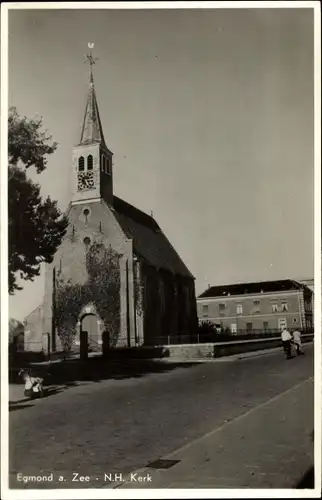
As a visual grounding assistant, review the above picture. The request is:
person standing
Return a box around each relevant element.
[281,327,293,359]
[293,329,303,356]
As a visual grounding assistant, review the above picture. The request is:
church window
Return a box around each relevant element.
[101,155,105,172]
[83,237,91,246]
[159,279,165,315]
[87,155,93,170]
[83,208,90,224]
[78,156,85,171]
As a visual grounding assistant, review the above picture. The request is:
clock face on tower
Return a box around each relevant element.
[77,171,95,191]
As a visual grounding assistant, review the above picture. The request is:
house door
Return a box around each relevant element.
[278,318,287,331]
[81,314,100,352]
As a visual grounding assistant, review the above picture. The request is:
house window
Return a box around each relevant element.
[202,305,209,317]
[236,304,243,315]
[219,303,226,316]
[87,155,93,170]
[253,300,260,313]
[272,304,278,312]
[278,318,287,330]
[281,302,288,312]
[246,322,253,332]
[78,156,85,171]
[230,323,237,334]
[263,321,269,331]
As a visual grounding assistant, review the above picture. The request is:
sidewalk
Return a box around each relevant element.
[112,377,314,489]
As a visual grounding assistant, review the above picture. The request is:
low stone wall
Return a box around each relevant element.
[161,334,314,360]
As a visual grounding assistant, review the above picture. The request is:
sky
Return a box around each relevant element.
[7,6,315,321]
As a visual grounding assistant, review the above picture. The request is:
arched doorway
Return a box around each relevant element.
[81,313,101,352]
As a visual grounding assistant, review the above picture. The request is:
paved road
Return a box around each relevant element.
[9,345,314,489]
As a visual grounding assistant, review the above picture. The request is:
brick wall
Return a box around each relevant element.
[42,199,135,349]
[141,264,197,345]
[24,305,43,351]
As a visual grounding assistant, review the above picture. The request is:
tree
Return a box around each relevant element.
[9,317,24,343]
[8,107,69,294]
[198,320,216,336]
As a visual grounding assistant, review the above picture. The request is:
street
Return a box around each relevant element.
[9,345,314,489]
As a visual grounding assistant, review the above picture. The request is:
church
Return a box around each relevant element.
[24,53,197,352]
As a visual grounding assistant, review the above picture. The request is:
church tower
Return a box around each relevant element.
[34,43,197,355]
[71,49,114,206]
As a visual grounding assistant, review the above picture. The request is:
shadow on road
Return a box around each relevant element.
[47,358,200,384]
[9,382,88,410]
[9,403,35,412]
[296,467,314,489]
[10,358,201,400]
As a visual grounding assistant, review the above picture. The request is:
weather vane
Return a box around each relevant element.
[84,42,98,78]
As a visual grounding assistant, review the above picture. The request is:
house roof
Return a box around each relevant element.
[112,196,194,279]
[198,279,310,298]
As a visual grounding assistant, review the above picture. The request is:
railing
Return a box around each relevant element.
[152,329,314,346]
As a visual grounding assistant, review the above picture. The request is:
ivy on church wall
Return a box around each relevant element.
[55,278,91,352]
[133,261,144,317]
[55,242,121,350]
[86,242,121,347]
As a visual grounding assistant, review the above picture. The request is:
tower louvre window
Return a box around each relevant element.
[78,156,85,171]
[87,155,93,170]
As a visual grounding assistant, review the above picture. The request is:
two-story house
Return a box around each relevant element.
[197,279,314,333]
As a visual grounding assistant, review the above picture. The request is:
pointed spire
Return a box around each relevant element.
[79,43,106,147]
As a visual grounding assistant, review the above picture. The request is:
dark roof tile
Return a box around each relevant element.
[113,196,194,278]
[198,279,308,298]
